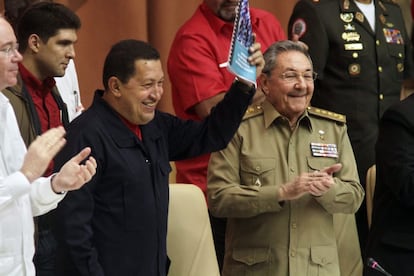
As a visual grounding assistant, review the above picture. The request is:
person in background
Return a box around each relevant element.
[1,2,81,275]
[207,40,364,276]
[364,91,414,276]
[288,0,414,258]
[4,0,84,121]
[167,0,286,269]
[0,15,96,276]
[52,39,263,275]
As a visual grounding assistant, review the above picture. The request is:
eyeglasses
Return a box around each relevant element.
[0,43,20,58]
[280,71,317,83]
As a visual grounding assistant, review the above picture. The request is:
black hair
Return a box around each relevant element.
[17,2,81,52]
[102,39,160,90]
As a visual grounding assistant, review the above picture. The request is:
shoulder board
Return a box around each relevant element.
[307,106,346,123]
[243,105,264,120]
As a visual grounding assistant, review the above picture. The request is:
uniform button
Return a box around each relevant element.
[352,52,358,58]
[379,94,384,100]
[376,40,380,45]
[290,168,295,173]
[255,166,261,171]
[378,66,382,73]
[290,251,296,257]
[398,53,403,58]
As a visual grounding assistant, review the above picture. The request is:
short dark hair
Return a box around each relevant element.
[102,39,160,90]
[17,2,81,52]
[262,40,313,76]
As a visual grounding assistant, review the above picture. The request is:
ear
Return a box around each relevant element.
[27,34,41,53]
[259,73,269,95]
[108,76,122,97]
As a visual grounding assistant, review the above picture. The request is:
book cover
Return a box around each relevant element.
[227,0,256,86]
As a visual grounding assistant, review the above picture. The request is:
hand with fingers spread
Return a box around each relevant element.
[51,147,97,194]
[20,126,67,183]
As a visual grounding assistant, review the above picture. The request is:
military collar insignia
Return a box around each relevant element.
[343,0,350,9]
[355,12,364,23]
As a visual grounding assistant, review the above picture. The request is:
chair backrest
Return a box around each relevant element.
[167,183,220,276]
[366,165,376,228]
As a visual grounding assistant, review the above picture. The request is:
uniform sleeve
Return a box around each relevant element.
[288,0,329,77]
[313,124,365,213]
[207,133,283,218]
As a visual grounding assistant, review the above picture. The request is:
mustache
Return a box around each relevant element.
[287,90,308,97]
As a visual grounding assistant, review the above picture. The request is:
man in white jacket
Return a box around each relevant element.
[0,15,97,276]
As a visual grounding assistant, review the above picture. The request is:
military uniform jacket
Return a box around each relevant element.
[207,100,364,276]
[288,0,414,181]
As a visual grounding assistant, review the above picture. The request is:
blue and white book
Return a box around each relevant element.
[227,0,256,86]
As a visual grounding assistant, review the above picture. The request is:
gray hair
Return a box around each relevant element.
[262,40,313,76]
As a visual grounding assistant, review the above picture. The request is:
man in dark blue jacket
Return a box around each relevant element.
[53,39,263,276]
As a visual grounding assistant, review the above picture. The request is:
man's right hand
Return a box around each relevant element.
[20,126,66,183]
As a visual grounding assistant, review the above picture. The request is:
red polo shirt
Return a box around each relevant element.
[19,63,61,176]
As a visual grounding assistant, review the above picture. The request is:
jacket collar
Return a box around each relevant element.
[92,90,163,150]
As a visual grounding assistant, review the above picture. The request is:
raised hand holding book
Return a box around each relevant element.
[227,0,256,86]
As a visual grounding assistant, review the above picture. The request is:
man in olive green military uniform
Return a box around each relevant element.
[207,41,364,276]
[288,0,414,253]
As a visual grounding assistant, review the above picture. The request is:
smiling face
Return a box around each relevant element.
[204,0,239,22]
[260,50,314,124]
[0,17,23,89]
[111,59,164,125]
[27,28,77,80]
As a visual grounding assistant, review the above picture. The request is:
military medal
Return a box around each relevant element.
[344,43,363,50]
[318,130,325,140]
[344,23,355,31]
[342,32,360,42]
[310,143,338,158]
[348,63,361,76]
[383,28,404,44]
[340,13,354,23]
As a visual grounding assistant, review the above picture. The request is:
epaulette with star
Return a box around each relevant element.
[243,104,264,120]
[307,106,346,124]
